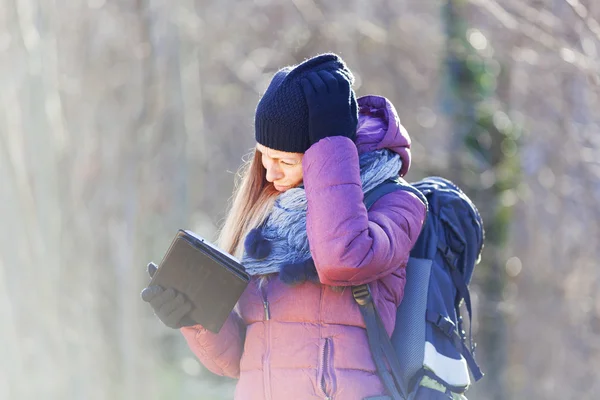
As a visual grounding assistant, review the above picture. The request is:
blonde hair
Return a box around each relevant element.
[217,149,279,259]
[217,148,333,290]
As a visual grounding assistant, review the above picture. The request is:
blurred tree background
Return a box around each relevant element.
[1,0,599,399]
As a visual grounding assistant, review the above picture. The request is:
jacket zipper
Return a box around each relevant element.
[263,298,270,320]
[320,337,335,400]
[261,282,272,400]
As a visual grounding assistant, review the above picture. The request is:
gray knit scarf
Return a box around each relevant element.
[242,149,402,276]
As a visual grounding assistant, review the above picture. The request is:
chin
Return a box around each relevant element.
[274,184,291,192]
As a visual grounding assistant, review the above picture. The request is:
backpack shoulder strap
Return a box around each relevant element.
[363,178,428,212]
[352,285,407,399]
[353,178,427,400]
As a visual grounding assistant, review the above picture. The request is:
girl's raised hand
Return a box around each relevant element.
[300,70,358,146]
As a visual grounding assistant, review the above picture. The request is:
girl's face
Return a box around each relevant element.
[256,143,304,192]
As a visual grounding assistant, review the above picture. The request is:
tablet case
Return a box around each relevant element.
[150,230,250,333]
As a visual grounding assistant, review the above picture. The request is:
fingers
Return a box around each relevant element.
[300,70,350,98]
[305,71,327,93]
[331,70,351,94]
[317,70,338,92]
[164,299,193,328]
[141,285,194,328]
[149,287,177,309]
[158,291,192,328]
[140,285,163,302]
[147,262,158,278]
[300,76,316,98]
[157,291,185,317]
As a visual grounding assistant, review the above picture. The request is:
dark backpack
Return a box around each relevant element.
[353,176,485,400]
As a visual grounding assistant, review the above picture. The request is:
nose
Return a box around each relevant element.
[265,162,284,183]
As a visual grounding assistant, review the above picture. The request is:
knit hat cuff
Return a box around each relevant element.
[255,117,309,153]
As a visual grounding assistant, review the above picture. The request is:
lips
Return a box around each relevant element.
[274,184,290,191]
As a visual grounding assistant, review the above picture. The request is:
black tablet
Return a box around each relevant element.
[150,230,249,333]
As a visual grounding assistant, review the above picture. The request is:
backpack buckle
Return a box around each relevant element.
[352,284,372,306]
[436,315,456,337]
[437,243,458,270]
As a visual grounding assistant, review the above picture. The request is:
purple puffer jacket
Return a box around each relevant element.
[181,96,426,400]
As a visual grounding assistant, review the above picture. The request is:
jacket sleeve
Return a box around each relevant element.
[303,136,426,287]
[179,310,245,378]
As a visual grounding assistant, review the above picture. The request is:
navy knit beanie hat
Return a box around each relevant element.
[254,53,357,153]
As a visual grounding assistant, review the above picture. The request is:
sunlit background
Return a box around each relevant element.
[1,0,599,399]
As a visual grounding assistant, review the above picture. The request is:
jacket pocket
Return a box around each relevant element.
[318,337,337,399]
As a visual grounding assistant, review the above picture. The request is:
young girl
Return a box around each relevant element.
[142,53,426,400]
